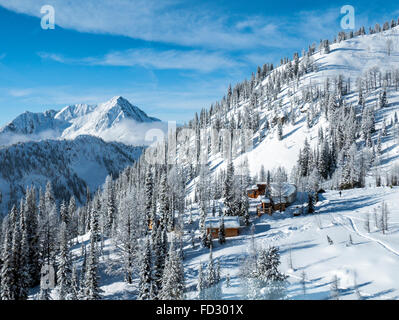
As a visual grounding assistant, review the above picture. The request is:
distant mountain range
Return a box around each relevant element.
[0,96,162,146]
[0,96,163,212]
[0,135,145,212]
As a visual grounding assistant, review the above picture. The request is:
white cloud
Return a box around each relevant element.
[8,88,34,97]
[0,0,306,50]
[38,48,240,72]
[95,118,170,146]
[0,1,375,55]
[0,129,62,146]
[37,52,66,63]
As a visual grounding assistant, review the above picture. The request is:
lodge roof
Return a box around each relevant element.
[269,183,297,197]
[259,195,271,203]
[205,216,240,229]
[246,185,258,191]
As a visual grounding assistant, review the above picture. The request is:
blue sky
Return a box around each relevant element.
[0,0,398,125]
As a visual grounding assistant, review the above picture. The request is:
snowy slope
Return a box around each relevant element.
[178,26,399,183]
[0,96,162,146]
[55,103,96,122]
[19,21,399,301]
[51,186,399,300]
[180,186,399,300]
[0,110,69,145]
[244,28,399,175]
[0,135,144,212]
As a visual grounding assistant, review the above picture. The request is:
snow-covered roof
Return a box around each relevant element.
[269,183,297,197]
[205,216,240,229]
[272,197,284,204]
[259,195,271,203]
[246,185,258,191]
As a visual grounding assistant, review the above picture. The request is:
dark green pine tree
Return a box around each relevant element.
[90,199,101,243]
[138,237,153,300]
[159,240,185,300]
[218,217,226,244]
[197,263,206,300]
[17,205,30,300]
[256,246,288,299]
[153,225,165,298]
[24,187,40,286]
[201,227,210,248]
[144,166,154,233]
[59,200,69,227]
[223,159,235,215]
[68,196,77,240]
[159,171,170,230]
[11,201,23,300]
[70,264,80,300]
[379,89,388,108]
[84,206,101,300]
[57,222,73,300]
[308,193,315,214]
[79,243,87,297]
[206,248,218,299]
[277,120,283,140]
[318,140,331,179]
[106,181,116,237]
[0,207,16,300]
[241,192,250,225]
[358,85,364,106]
[84,232,101,300]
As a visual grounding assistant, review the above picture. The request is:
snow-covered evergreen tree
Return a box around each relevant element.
[0,210,15,300]
[197,263,206,300]
[256,246,288,299]
[83,213,102,300]
[379,88,388,108]
[218,217,226,244]
[223,159,236,216]
[57,222,73,300]
[70,264,80,300]
[159,240,185,300]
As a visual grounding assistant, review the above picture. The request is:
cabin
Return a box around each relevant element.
[205,216,240,239]
[246,185,259,199]
[255,183,297,216]
[246,183,267,199]
[269,183,297,211]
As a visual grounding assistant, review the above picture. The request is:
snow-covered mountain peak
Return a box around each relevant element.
[0,109,67,137]
[0,96,162,146]
[55,103,96,122]
[60,96,162,141]
[96,95,159,123]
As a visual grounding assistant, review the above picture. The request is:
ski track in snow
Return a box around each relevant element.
[341,214,399,258]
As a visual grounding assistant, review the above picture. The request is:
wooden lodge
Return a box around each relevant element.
[249,182,297,216]
[205,216,240,239]
[270,183,297,212]
[247,183,267,199]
